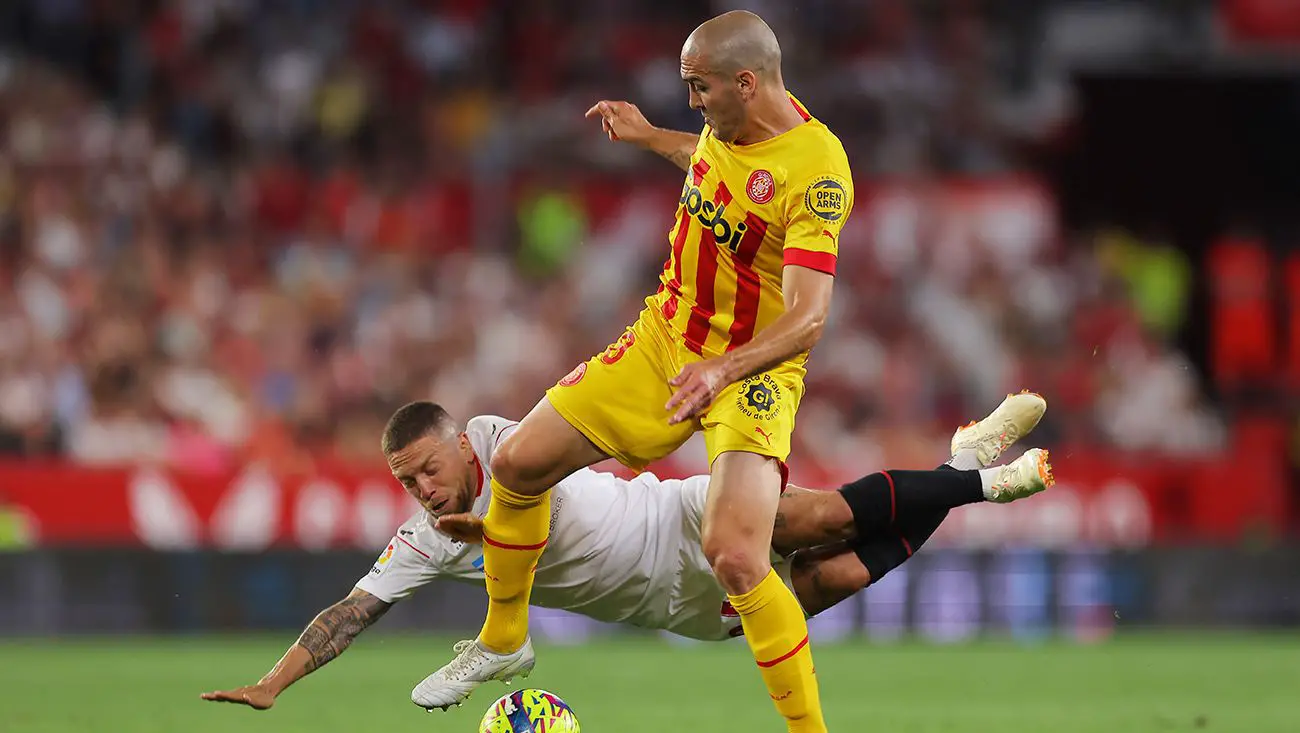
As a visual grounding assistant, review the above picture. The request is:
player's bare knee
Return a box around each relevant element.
[489,436,551,495]
[705,544,770,594]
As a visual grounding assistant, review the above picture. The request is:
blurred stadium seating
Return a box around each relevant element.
[0,0,1296,639]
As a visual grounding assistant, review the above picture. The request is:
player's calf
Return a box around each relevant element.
[788,545,870,617]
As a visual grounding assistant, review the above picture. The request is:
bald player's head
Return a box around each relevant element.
[679,11,788,143]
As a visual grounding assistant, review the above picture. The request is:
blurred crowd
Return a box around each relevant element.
[0,0,1229,481]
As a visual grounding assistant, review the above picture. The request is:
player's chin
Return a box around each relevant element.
[709,125,738,143]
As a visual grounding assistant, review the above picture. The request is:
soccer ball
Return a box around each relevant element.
[479,689,580,733]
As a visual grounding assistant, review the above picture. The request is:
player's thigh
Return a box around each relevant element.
[702,367,805,467]
[787,544,871,617]
[700,450,784,588]
[493,397,610,493]
[545,310,693,470]
[771,486,855,556]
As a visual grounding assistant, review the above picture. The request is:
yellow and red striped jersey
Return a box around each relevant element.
[647,95,853,361]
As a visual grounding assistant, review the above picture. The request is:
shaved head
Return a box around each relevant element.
[683,10,782,79]
[678,11,799,144]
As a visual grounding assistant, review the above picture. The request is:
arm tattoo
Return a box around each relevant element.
[296,591,391,672]
[659,148,692,171]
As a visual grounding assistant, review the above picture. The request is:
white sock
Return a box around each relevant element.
[977,467,1000,500]
[946,448,982,471]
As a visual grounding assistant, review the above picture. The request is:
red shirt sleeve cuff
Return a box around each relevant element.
[783,247,837,276]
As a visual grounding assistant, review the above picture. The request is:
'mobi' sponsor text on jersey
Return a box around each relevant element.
[649,94,853,359]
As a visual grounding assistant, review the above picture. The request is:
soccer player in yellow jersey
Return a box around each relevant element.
[417,12,851,732]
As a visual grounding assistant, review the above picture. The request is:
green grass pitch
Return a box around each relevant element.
[2,633,1296,732]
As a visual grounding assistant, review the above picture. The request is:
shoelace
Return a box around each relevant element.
[441,640,483,681]
[971,420,1019,460]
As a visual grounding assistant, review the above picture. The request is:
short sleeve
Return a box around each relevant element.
[354,533,441,603]
[781,170,854,276]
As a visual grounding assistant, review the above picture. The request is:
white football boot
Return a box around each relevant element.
[411,637,536,711]
[982,447,1055,503]
[951,390,1048,468]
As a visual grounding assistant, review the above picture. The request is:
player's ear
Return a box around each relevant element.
[458,432,473,462]
[736,69,757,100]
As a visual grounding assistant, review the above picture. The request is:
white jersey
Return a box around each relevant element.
[355,415,772,641]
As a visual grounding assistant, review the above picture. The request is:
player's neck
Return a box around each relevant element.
[733,87,806,146]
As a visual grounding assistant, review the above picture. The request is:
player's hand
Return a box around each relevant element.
[200,684,276,710]
[666,358,733,424]
[584,100,655,144]
[434,512,485,544]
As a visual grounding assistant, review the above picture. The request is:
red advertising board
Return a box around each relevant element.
[0,450,1286,550]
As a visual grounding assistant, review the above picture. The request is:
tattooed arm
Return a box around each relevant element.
[200,588,391,710]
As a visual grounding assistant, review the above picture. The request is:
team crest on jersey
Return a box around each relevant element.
[746,169,775,204]
[558,362,587,387]
[804,174,849,223]
[736,374,782,421]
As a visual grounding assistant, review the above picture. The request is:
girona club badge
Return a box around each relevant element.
[747,169,775,205]
[558,362,587,387]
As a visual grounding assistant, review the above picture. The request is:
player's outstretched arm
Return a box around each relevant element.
[200,588,391,710]
[585,100,698,171]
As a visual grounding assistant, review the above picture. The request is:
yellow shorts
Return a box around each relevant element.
[546,307,806,471]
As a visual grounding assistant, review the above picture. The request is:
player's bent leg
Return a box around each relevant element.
[705,451,826,733]
[479,398,609,655]
[789,506,951,619]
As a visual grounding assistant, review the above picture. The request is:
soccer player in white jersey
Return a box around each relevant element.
[200,394,1051,712]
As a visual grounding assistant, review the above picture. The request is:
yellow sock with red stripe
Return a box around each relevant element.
[729,569,826,733]
[478,480,550,654]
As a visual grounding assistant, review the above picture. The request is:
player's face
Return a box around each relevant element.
[387,432,477,518]
[680,54,746,143]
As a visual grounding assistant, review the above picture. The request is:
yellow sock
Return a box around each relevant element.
[729,569,826,733]
[478,480,550,654]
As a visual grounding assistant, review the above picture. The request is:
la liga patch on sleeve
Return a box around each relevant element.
[803,174,849,223]
[370,540,396,576]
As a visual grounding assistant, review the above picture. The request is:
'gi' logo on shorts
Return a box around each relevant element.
[737,374,781,421]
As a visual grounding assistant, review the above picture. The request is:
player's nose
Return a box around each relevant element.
[414,477,437,502]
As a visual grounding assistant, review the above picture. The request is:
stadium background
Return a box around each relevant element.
[0,1,1297,731]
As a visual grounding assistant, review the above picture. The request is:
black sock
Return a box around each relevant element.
[853,509,948,585]
[838,468,983,537]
